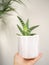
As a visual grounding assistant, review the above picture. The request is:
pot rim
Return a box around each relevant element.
[17,35,39,37]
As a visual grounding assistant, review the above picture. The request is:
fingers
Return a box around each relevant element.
[14,52,23,60]
[31,53,42,64]
[14,52,42,65]
[14,53,20,65]
[33,53,42,62]
[14,52,19,59]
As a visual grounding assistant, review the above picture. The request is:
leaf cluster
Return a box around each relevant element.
[17,16,39,36]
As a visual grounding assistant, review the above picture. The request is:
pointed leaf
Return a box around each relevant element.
[23,25,28,32]
[0,11,3,15]
[13,0,24,5]
[16,33,21,36]
[29,25,39,32]
[17,24,24,35]
[5,6,15,12]
[25,31,30,36]
[26,19,29,28]
[17,16,25,27]
[3,0,12,11]
[30,33,36,36]
[0,3,3,6]
[2,0,4,3]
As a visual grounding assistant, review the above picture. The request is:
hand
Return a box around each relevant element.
[14,53,42,65]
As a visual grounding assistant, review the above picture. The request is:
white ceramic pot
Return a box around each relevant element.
[17,35,39,59]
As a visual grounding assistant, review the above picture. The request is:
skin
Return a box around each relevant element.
[14,53,42,65]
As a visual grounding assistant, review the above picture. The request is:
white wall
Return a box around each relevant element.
[0,0,49,65]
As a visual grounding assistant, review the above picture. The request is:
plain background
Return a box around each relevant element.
[0,0,49,65]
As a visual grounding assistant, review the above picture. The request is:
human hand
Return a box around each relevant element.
[14,53,42,65]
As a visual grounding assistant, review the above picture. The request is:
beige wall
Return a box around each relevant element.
[0,0,49,65]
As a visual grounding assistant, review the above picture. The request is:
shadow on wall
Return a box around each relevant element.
[0,15,18,65]
[0,19,7,32]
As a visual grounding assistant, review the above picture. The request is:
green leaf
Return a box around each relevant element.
[17,24,25,35]
[25,31,30,36]
[16,33,21,36]
[23,25,28,32]
[0,11,3,15]
[3,0,12,11]
[2,0,4,3]
[0,3,3,6]
[13,0,24,4]
[26,19,29,28]
[30,33,36,36]
[17,16,25,27]
[5,6,15,12]
[0,0,24,17]
[29,25,39,32]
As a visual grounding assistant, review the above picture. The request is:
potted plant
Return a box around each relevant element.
[17,16,39,59]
